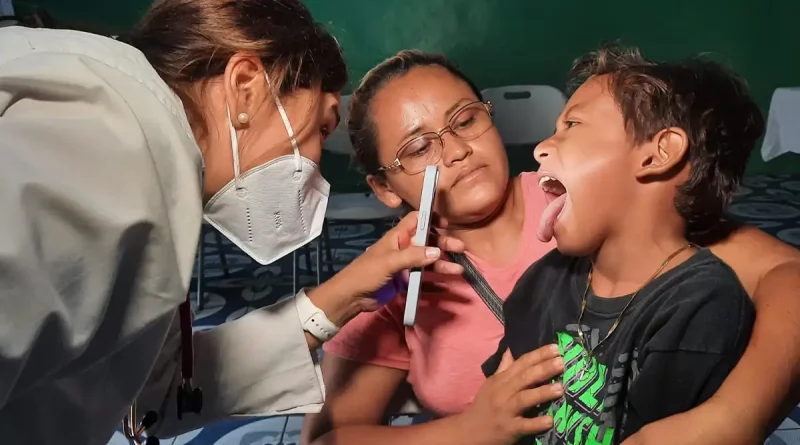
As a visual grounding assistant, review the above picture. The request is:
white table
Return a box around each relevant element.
[761,87,800,161]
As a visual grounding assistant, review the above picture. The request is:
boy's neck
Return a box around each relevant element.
[445,177,526,266]
[591,210,692,298]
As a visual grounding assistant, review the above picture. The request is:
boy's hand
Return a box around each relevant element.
[454,346,565,445]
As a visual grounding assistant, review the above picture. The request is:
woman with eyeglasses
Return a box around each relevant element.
[302,50,800,445]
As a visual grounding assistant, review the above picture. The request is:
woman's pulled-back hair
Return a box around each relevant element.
[124,0,347,135]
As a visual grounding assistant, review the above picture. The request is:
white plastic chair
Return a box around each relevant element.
[480,85,567,145]
[319,94,403,276]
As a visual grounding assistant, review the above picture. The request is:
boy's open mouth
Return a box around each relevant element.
[538,175,567,242]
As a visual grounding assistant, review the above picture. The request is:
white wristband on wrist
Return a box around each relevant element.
[295,288,341,342]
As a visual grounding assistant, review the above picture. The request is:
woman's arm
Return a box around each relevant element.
[721,260,800,434]
[624,227,800,444]
[146,209,468,436]
[141,292,335,437]
[302,354,472,445]
[303,347,565,445]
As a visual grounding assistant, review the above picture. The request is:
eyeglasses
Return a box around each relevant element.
[378,100,494,175]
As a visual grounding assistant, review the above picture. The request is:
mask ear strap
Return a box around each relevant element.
[225,105,244,190]
[265,73,303,172]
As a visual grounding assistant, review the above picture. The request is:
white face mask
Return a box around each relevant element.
[203,73,330,265]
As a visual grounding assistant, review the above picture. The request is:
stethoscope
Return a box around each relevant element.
[122,403,160,445]
[122,238,206,445]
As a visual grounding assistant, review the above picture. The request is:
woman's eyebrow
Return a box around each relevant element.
[398,97,476,144]
[444,98,474,118]
[400,124,423,142]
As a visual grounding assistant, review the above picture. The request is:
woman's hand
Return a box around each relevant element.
[348,210,467,288]
[307,211,465,326]
[453,346,565,445]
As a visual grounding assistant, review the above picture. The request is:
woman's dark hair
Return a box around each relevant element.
[348,50,481,176]
[124,0,347,136]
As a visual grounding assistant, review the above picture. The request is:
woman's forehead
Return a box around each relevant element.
[373,68,476,129]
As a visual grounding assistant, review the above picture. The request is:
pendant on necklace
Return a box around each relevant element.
[577,355,592,381]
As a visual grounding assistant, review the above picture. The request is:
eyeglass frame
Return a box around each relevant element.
[376,100,494,174]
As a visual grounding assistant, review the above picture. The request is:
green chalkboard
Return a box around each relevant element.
[14,0,800,176]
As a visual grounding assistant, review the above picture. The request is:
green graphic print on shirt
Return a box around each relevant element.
[534,331,621,445]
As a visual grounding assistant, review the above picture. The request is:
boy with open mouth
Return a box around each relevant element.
[483,45,763,445]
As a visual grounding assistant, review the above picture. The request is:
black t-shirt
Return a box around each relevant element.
[482,248,755,445]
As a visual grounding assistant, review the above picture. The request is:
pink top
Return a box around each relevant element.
[323,172,556,416]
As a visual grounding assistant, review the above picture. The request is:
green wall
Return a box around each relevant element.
[16,0,800,174]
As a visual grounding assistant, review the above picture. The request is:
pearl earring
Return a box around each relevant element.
[237,112,249,124]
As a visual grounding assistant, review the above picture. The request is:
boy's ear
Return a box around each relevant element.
[367,175,404,208]
[635,127,689,180]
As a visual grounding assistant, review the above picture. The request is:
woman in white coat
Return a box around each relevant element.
[0,1,465,444]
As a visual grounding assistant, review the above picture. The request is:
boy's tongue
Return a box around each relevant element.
[537,193,567,242]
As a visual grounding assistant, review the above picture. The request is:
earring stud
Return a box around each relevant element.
[237,112,249,124]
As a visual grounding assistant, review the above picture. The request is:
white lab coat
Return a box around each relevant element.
[0,26,325,444]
